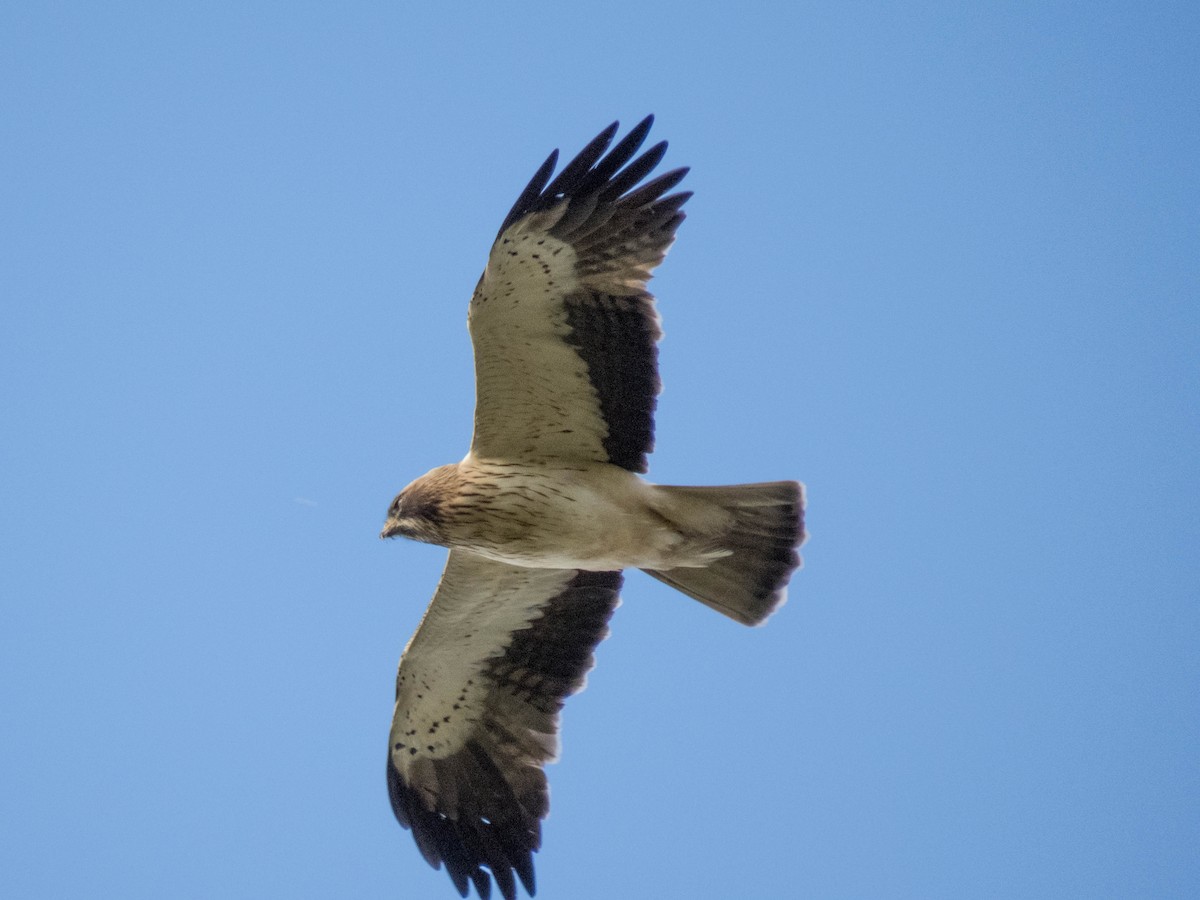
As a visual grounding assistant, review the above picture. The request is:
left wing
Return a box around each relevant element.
[387,550,622,900]
[467,116,690,474]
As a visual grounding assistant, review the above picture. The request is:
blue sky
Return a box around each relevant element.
[2,3,1197,898]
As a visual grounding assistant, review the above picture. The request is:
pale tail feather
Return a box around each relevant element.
[643,481,805,626]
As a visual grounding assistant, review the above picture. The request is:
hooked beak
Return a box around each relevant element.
[380,521,401,540]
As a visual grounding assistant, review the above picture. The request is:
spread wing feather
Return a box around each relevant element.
[468,116,690,473]
[387,551,622,899]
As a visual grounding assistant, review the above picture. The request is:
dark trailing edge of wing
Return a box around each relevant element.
[494,116,692,473]
[562,294,661,472]
[388,570,623,900]
[491,569,621,710]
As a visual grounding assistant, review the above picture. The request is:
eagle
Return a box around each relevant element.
[380,117,806,899]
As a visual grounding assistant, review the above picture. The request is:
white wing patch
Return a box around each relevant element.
[467,208,613,464]
[389,553,577,775]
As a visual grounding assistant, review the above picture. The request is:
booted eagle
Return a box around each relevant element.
[380,117,805,899]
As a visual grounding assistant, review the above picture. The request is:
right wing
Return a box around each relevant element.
[387,550,622,899]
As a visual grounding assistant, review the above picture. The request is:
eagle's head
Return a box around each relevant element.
[379,465,457,545]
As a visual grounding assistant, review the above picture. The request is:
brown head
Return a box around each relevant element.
[379,464,460,546]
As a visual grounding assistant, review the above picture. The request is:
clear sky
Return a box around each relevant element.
[2,3,1197,898]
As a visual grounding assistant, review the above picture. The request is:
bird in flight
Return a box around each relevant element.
[380,116,806,899]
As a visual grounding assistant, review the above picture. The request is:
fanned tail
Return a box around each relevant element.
[643,481,805,626]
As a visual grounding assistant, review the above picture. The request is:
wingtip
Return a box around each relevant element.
[517,859,536,896]
[628,114,655,143]
[585,120,621,160]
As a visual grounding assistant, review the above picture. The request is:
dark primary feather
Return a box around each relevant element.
[388,569,622,900]
[499,115,689,238]
[495,116,659,238]
[496,150,559,241]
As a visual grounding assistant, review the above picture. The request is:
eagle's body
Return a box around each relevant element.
[388,457,733,571]
[380,117,806,900]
